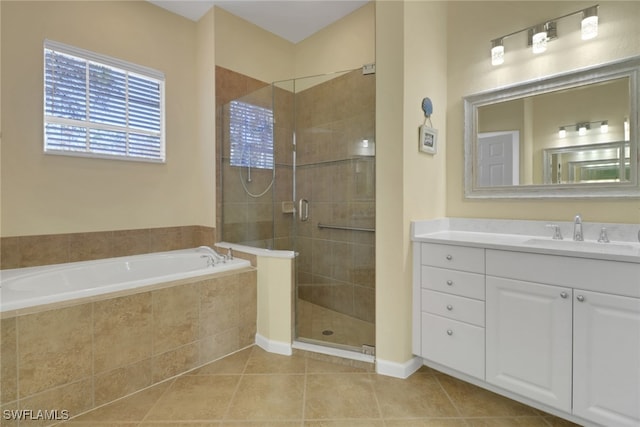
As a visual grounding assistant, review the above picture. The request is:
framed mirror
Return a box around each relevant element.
[464,56,639,198]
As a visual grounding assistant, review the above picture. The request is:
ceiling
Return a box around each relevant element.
[147,1,370,44]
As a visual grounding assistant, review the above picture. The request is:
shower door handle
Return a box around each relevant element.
[298,199,309,222]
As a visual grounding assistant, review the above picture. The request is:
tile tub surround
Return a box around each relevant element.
[0,267,257,423]
[0,225,216,269]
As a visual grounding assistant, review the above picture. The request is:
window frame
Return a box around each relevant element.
[43,39,166,163]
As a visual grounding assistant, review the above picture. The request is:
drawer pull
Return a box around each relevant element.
[446,329,453,336]
[446,255,453,261]
[560,292,568,299]
[577,295,585,302]
[446,304,453,311]
[446,280,453,286]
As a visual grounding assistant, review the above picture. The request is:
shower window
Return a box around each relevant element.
[43,39,165,163]
[229,100,274,170]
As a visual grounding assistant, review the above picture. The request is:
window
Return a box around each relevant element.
[229,100,274,170]
[44,40,165,162]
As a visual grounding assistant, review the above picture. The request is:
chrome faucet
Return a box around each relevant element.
[573,215,584,241]
[200,254,216,267]
[196,246,227,263]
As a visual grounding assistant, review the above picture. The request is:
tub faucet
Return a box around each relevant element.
[197,246,227,263]
[573,215,584,241]
[200,254,216,267]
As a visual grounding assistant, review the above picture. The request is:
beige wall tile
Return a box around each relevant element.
[199,328,239,365]
[153,284,200,355]
[1,317,18,405]
[18,378,93,426]
[94,359,153,407]
[152,343,199,383]
[18,305,93,398]
[93,292,153,373]
[69,231,112,262]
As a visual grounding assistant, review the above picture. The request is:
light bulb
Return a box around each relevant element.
[491,39,504,66]
[558,127,567,138]
[600,121,608,133]
[578,124,588,136]
[581,7,599,40]
[624,118,630,141]
[532,24,548,54]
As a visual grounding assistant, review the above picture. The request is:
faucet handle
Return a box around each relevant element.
[598,227,610,243]
[546,224,563,240]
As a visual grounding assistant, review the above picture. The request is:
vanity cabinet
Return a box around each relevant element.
[573,290,640,427]
[417,243,485,379]
[485,249,640,427]
[414,241,640,427]
[486,277,572,412]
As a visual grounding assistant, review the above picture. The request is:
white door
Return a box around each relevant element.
[486,277,572,412]
[477,131,519,187]
[573,290,640,427]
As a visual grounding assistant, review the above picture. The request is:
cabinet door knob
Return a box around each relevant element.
[577,295,585,302]
[560,292,568,299]
[446,329,453,336]
[446,280,453,286]
[446,304,453,311]
[446,255,453,261]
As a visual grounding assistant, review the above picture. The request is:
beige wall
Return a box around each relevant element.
[375,0,448,365]
[447,1,640,223]
[0,1,216,237]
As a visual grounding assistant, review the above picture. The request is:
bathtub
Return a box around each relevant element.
[0,247,251,312]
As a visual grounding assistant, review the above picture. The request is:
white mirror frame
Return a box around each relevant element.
[464,56,640,199]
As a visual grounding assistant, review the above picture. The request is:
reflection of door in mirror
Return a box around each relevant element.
[477,131,520,187]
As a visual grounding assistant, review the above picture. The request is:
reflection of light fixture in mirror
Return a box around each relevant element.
[558,127,567,138]
[624,118,630,141]
[581,6,599,40]
[600,120,608,133]
[531,23,548,54]
[491,39,504,66]
[577,123,590,136]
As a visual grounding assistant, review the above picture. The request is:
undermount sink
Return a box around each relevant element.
[524,238,640,257]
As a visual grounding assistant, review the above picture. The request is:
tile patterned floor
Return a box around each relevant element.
[62,346,581,426]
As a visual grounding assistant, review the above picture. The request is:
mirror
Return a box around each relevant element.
[464,56,639,198]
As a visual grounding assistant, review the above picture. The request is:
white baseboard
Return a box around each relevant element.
[376,356,423,378]
[255,333,292,356]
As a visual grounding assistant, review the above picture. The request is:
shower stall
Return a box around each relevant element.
[219,67,376,353]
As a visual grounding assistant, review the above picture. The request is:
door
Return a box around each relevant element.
[486,277,572,412]
[573,290,640,427]
[477,131,519,187]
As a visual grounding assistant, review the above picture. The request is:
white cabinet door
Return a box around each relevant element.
[573,290,640,427]
[486,277,572,412]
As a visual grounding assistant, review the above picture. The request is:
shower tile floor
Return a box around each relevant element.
[296,298,375,349]
[62,346,581,426]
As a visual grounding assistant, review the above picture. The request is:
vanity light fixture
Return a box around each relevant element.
[581,6,599,40]
[531,23,549,54]
[490,5,599,66]
[491,39,505,66]
[558,120,608,138]
[578,123,590,136]
[600,120,609,133]
[558,127,567,138]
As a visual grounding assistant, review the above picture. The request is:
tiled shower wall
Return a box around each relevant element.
[295,70,376,324]
[0,226,215,269]
[216,67,295,250]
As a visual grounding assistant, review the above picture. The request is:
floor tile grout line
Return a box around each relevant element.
[220,347,254,421]
[137,377,178,424]
[368,371,387,422]
[433,372,468,421]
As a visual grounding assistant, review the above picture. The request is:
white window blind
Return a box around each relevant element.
[44,40,165,162]
[229,100,274,170]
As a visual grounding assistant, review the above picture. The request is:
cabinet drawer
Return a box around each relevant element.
[421,266,485,300]
[421,243,485,273]
[422,289,485,326]
[421,312,485,379]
